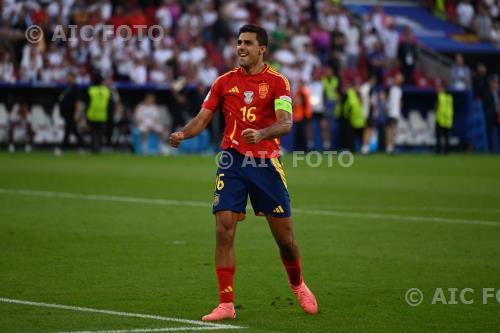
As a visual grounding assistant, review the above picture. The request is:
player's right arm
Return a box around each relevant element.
[169,108,214,147]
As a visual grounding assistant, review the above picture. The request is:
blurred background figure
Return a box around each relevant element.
[105,75,121,148]
[84,74,114,153]
[456,0,475,30]
[482,74,500,153]
[360,76,377,154]
[56,71,84,155]
[435,81,454,154]
[307,67,330,151]
[292,80,312,152]
[135,93,164,155]
[367,41,386,86]
[338,82,365,153]
[386,73,404,154]
[398,27,418,86]
[8,103,34,153]
[321,67,341,147]
[473,3,493,41]
[450,54,471,91]
[473,63,489,101]
[0,52,16,83]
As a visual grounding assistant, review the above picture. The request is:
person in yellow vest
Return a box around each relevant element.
[85,74,114,153]
[434,0,447,20]
[321,67,340,150]
[435,81,454,154]
[338,82,365,152]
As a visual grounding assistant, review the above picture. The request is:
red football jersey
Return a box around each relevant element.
[202,64,292,158]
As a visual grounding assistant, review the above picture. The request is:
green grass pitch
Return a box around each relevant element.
[0,152,499,333]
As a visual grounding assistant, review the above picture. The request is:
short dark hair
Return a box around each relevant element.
[238,24,268,46]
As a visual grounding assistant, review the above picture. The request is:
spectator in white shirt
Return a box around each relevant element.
[197,58,218,87]
[290,25,312,54]
[372,5,389,35]
[135,93,164,154]
[153,37,174,66]
[224,0,250,34]
[363,27,379,54]
[177,3,202,37]
[383,22,399,66]
[307,68,331,150]
[20,45,43,82]
[130,58,147,85]
[456,0,475,29]
[345,14,360,68]
[298,43,321,83]
[474,4,493,41]
[202,0,218,29]
[149,62,169,84]
[76,66,91,85]
[274,40,296,66]
[0,52,15,83]
[46,43,64,67]
[386,73,404,154]
[156,0,174,30]
[450,53,471,90]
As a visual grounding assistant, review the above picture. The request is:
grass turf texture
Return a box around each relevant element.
[0,152,499,333]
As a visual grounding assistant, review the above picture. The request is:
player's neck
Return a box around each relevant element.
[241,62,265,76]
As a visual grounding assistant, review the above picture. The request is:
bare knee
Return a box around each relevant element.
[215,214,236,247]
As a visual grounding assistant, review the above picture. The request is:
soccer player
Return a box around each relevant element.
[169,24,318,321]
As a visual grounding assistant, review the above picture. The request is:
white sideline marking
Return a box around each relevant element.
[0,297,243,332]
[314,204,500,214]
[54,328,234,333]
[292,208,500,227]
[0,188,499,227]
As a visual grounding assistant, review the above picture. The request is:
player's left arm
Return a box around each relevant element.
[242,108,292,144]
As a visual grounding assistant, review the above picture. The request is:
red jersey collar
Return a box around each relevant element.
[239,64,268,76]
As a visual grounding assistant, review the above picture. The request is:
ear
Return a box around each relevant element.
[259,45,267,55]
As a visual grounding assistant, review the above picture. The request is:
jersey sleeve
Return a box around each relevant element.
[273,75,292,114]
[202,76,223,112]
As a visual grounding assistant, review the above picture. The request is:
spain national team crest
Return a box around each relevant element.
[213,193,220,207]
[259,82,269,99]
[243,91,254,104]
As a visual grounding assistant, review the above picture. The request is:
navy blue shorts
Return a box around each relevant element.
[212,148,291,220]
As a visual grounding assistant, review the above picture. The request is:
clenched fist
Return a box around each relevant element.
[169,131,185,148]
[241,128,263,144]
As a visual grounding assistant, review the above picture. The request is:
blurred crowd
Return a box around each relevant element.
[423,0,500,46]
[0,0,431,89]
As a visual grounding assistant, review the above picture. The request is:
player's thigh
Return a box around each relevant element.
[213,166,248,216]
[246,158,291,217]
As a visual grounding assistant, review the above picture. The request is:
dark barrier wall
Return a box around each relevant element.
[401,88,473,149]
[0,82,179,112]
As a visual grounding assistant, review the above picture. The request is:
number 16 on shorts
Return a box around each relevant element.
[215,173,225,190]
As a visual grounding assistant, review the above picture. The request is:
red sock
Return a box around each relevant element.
[216,266,235,303]
[281,257,303,287]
